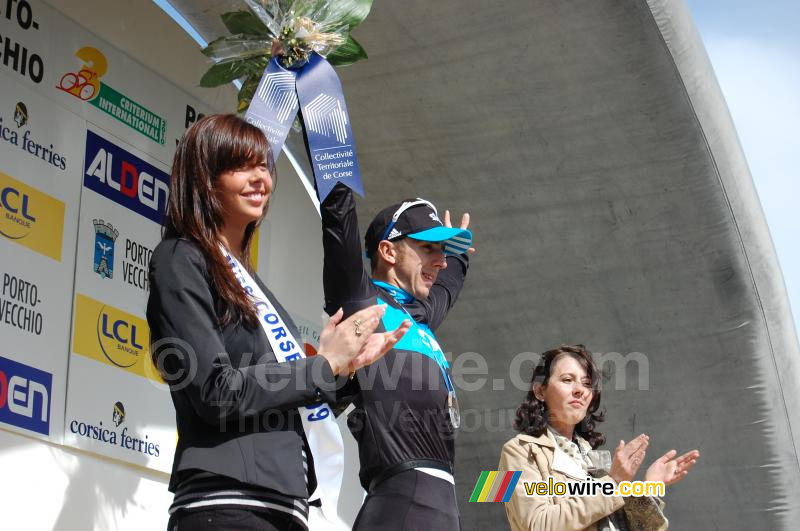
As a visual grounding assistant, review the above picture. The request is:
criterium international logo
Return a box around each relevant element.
[56,47,166,144]
[92,218,118,279]
[0,171,65,261]
[72,293,161,383]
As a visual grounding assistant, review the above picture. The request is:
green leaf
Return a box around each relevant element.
[199,56,268,87]
[327,35,368,66]
[202,35,271,61]
[237,74,262,113]
[337,0,373,30]
[221,10,269,36]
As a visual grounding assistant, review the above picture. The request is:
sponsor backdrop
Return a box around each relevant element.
[0,0,221,473]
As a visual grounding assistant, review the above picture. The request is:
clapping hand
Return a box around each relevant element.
[609,434,649,484]
[317,305,410,376]
[645,449,700,486]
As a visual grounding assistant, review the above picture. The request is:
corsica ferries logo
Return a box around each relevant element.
[0,102,67,171]
[112,401,125,427]
[69,401,160,458]
[93,219,118,279]
[14,102,28,127]
[72,293,161,383]
[57,47,166,144]
[0,171,65,261]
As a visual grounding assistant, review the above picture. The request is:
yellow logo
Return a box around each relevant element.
[0,171,65,261]
[56,47,107,102]
[72,293,162,383]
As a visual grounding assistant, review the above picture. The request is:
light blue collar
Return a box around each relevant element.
[372,280,415,304]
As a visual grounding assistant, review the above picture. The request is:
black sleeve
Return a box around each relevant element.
[419,253,470,332]
[147,240,339,426]
[320,183,375,318]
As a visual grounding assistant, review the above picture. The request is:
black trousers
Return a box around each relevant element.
[353,469,461,530]
[167,508,304,531]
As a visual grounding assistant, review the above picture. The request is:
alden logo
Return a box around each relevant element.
[0,171,65,261]
[57,47,166,144]
[72,293,160,382]
[83,130,169,224]
[0,355,52,436]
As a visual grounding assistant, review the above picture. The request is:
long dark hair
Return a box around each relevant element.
[163,114,275,328]
[514,344,606,449]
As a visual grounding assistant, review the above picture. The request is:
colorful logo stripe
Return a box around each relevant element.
[469,470,522,502]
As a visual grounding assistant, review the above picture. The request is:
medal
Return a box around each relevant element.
[448,391,461,429]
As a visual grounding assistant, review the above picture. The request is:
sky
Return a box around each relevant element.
[686,0,800,335]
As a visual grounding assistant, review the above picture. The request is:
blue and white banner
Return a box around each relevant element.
[244,57,299,163]
[245,52,363,201]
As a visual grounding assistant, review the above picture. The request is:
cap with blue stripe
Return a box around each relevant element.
[408,226,473,256]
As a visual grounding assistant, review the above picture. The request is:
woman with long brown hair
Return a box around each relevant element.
[499,344,699,530]
[147,114,409,531]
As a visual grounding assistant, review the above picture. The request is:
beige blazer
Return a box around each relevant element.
[498,433,625,531]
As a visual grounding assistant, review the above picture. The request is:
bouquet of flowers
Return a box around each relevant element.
[200,0,371,112]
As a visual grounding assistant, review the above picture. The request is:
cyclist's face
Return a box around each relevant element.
[215,161,272,231]
[391,239,447,299]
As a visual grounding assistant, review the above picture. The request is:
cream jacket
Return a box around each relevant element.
[498,432,625,531]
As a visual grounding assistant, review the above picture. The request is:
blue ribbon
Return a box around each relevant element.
[245,52,363,201]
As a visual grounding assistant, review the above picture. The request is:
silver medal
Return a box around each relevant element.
[448,391,460,429]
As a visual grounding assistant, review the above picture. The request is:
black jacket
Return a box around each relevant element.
[321,184,469,490]
[147,238,338,497]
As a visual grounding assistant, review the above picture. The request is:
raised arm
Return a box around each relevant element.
[420,210,473,331]
[320,182,375,318]
[421,253,469,331]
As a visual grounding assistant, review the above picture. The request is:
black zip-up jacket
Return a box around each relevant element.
[321,183,469,490]
[147,238,339,497]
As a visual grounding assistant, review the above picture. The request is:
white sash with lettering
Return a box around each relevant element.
[223,249,345,525]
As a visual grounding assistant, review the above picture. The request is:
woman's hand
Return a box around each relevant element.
[443,210,476,254]
[317,305,409,376]
[609,434,649,484]
[645,449,700,486]
[348,318,411,373]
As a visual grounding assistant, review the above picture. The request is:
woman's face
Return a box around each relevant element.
[215,161,272,229]
[536,354,593,432]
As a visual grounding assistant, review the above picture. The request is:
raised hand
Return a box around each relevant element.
[609,434,649,484]
[645,449,700,486]
[443,210,476,254]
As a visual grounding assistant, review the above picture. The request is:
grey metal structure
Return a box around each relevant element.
[169,0,800,528]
